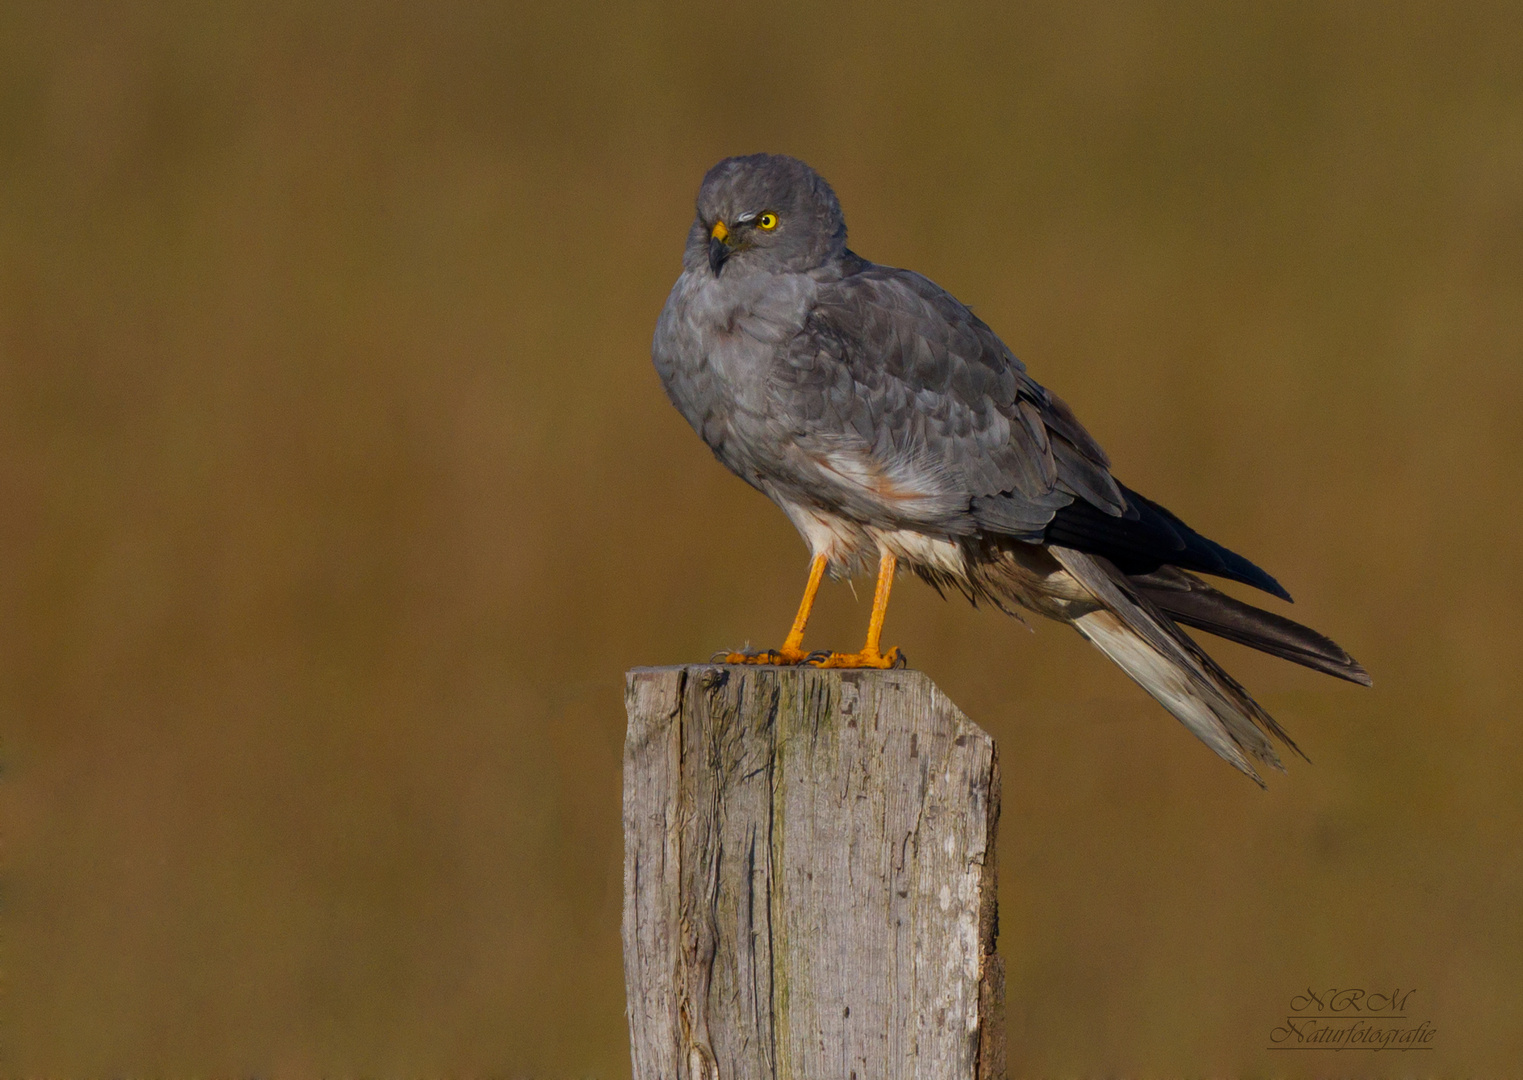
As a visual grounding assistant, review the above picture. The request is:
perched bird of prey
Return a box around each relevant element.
[652,153,1369,782]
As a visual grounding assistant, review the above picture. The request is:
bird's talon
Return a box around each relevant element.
[798,647,903,670]
[720,648,810,666]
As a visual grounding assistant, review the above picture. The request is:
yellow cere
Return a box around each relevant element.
[710,220,729,242]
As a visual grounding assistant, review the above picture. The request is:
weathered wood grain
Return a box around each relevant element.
[622,665,1005,1080]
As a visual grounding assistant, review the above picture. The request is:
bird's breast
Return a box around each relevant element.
[653,269,816,466]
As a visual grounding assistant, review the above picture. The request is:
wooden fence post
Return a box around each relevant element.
[622,665,1005,1080]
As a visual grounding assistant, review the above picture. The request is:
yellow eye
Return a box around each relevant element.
[757,212,778,230]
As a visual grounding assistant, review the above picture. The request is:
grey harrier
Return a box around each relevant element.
[652,153,1369,782]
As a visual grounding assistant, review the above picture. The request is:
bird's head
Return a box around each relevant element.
[687,154,848,277]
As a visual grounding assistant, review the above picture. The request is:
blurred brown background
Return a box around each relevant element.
[2,1,1520,1075]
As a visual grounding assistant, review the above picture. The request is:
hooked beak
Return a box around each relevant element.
[708,219,734,275]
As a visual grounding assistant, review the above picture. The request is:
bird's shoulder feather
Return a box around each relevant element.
[778,260,1123,536]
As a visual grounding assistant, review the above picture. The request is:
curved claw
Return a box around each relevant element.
[719,648,809,666]
[804,646,904,670]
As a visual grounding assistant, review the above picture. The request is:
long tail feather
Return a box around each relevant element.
[1050,546,1297,784]
[1131,566,1371,686]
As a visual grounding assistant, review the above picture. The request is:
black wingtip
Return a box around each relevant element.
[1127,486,1295,602]
[1255,572,1294,604]
[1224,548,1292,602]
[1042,480,1306,604]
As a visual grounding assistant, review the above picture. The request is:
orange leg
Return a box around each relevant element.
[781,553,827,656]
[811,549,902,669]
[723,553,826,665]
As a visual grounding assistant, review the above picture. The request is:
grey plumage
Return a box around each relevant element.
[653,153,1368,783]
